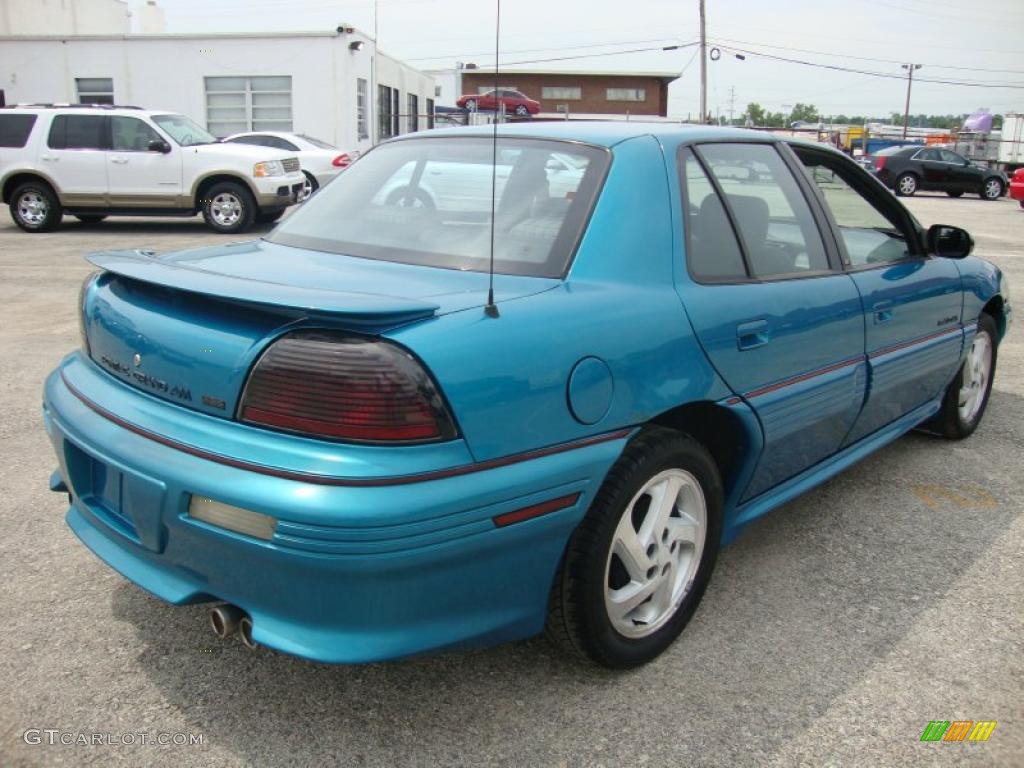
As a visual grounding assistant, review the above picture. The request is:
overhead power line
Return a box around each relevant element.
[713,43,1024,89]
[405,36,685,63]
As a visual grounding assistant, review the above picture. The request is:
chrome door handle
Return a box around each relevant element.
[41,154,58,162]
[110,157,129,164]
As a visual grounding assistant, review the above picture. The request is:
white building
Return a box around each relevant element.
[0,0,132,35]
[0,30,436,152]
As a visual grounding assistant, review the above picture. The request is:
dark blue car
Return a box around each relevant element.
[43,123,1012,668]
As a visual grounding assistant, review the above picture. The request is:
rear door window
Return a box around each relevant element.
[680,149,746,281]
[48,115,107,150]
[697,142,830,278]
[0,114,37,147]
[110,116,163,151]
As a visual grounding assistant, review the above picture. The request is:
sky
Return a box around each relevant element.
[154,0,1024,120]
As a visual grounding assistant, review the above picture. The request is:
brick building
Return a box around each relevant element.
[457,68,678,117]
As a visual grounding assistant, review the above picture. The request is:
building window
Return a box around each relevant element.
[407,93,419,132]
[542,86,581,100]
[356,78,369,140]
[76,78,114,105]
[392,89,400,136]
[426,98,435,129]
[205,76,292,137]
[606,87,646,102]
[378,84,394,139]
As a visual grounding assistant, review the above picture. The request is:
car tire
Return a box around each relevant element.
[928,313,998,439]
[201,181,256,234]
[255,208,285,225]
[515,105,529,116]
[546,426,723,669]
[385,186,435,209]
[465,99,477,111]
[981,178,1004,200]
[74,214,108,224]
[895,172,918,197]
[301,171,319,201]
[946,190,963,198]
[9,180,63,232]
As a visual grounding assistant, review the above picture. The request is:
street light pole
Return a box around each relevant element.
[698,0,707,123]
[901,63,921,140]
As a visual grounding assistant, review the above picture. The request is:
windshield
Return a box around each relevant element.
[298,134,336,150]
[152,114,218,147]
[268,137,609,278]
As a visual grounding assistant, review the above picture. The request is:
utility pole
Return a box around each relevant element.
[727,85,736,126]
[699,0,707,124]
[901,63,921,139]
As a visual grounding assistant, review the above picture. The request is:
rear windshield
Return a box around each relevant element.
[0,114,37,148]
[268,136,610,278]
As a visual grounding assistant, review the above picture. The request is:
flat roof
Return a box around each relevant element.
[462,68,681,82]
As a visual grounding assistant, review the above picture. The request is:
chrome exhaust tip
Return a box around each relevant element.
[210,604,244,639]
[239,616,257,649]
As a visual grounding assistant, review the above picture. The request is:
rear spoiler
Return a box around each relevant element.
[85,250,439,328]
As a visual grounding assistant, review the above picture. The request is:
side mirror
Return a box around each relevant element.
[927,224,973,259]
[148,139,171,154]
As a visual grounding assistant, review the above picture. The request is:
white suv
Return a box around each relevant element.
[0,105,307,233]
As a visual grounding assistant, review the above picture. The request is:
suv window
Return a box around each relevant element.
[796,149,911,267]
[939,149,965,164]
[697,143,829,278]
[111,116,163,151]
[914,148,940,161]
[48,115,107,150]
[0,114,37,148]
[680,149,746,281]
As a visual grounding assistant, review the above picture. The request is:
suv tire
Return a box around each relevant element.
[201,181,256,234]
[10,181,62,232]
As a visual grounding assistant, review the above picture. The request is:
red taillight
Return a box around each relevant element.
[332,154,351,168]
[874,156,887,170]
[239,332,456,443]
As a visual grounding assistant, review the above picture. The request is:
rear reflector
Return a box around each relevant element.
[332,154,351,168]
[492,492,581,528]
[239,332,457,443]
[189,496,277,540]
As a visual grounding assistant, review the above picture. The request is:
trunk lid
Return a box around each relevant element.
[83,240,556,419]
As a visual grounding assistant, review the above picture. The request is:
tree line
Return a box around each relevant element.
[736,102,1003,131]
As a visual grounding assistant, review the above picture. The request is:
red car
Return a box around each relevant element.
[456,89,540,116]
[1010,167,1024,208]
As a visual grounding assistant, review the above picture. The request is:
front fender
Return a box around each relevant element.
[957,255,1012,339]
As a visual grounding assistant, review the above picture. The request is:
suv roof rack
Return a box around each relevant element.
[1,103,145,110]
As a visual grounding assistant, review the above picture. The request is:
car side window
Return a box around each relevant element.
[697,143,830,278]
[680,150,747,281]
[939,149,964,165]
[915,148,940,161]
[110,116,163,151]
[269,137,299,152]
[48,115,107,150]
[796,149,912,267]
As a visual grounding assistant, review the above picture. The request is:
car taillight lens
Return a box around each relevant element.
[239,332,457,443]
[874,156,887,170]
[332,154,351,168]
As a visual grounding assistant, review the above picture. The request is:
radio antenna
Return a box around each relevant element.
[484,0,501,318]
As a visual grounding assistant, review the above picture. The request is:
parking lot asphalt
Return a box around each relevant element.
[0,195,1020,768]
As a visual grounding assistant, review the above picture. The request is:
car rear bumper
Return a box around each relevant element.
[43,354,627,663]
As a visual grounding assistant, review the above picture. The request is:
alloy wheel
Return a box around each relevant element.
[958,330,993,424]
[898,175,917,195]
[984,179,1002,200]
[210,193,243,227]
[604,469,707,638]
[17,191,48,227]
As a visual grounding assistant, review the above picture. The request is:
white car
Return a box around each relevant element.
[223,131,359,198]
[0,105,306,233]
